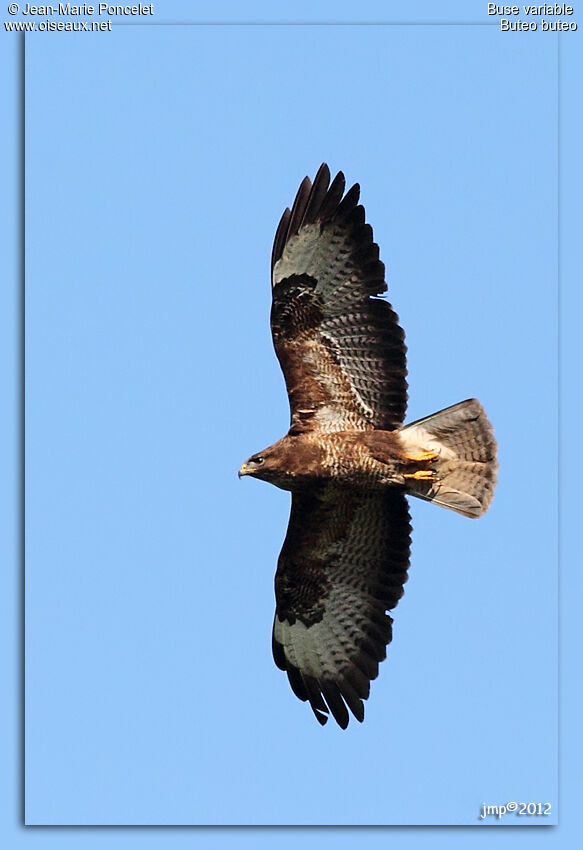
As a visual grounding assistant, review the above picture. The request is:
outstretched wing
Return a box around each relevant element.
[271,163,407,434]
[272,486,411,728]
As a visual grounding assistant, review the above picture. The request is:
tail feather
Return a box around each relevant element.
[400,399,497,518]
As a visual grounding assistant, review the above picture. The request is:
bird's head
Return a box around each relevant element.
[239,452,266,479]
[238,446,280,484]
[238,438,304,490]
[239,435,323,490]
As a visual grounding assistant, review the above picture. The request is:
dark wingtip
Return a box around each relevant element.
[336,714,349,730]
[301,163,331,226]
[336,182,360,216]
[321,681,350,729]
[287,175,312,240]
[271,206,291,274]
[317,170,345,222]
[313,708,329,726]
[272,166,360,274]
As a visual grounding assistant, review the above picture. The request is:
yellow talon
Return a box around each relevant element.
[404,470,436,481]
[406,450,439,462]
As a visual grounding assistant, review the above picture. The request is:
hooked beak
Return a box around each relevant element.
[238,463,249,479]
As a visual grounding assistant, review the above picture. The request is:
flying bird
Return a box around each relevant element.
[239,164,497,728]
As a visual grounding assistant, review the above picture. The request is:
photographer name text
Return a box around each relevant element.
[17,3,153,15]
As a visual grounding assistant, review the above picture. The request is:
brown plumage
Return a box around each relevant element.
[239,164,498,728]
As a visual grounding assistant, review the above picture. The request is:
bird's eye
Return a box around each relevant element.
[254,456,264,465]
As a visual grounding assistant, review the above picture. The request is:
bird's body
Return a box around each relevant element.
[239,164,498,728]
[241,430,404,491]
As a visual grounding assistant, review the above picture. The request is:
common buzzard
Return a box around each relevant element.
[239,164,497,728]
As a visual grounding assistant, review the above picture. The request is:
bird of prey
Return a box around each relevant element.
[239,164,497,728]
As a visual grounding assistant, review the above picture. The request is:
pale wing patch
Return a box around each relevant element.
[273,224,321,286]
[273,222,365,306]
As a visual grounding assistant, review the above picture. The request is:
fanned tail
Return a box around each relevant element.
[400,399,498,518]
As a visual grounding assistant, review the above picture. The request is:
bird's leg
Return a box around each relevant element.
[402,448,439,481]
[405,450,439,462]
[403,469,436,481]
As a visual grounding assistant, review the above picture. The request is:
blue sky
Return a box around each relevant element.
[2,0,581,845]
